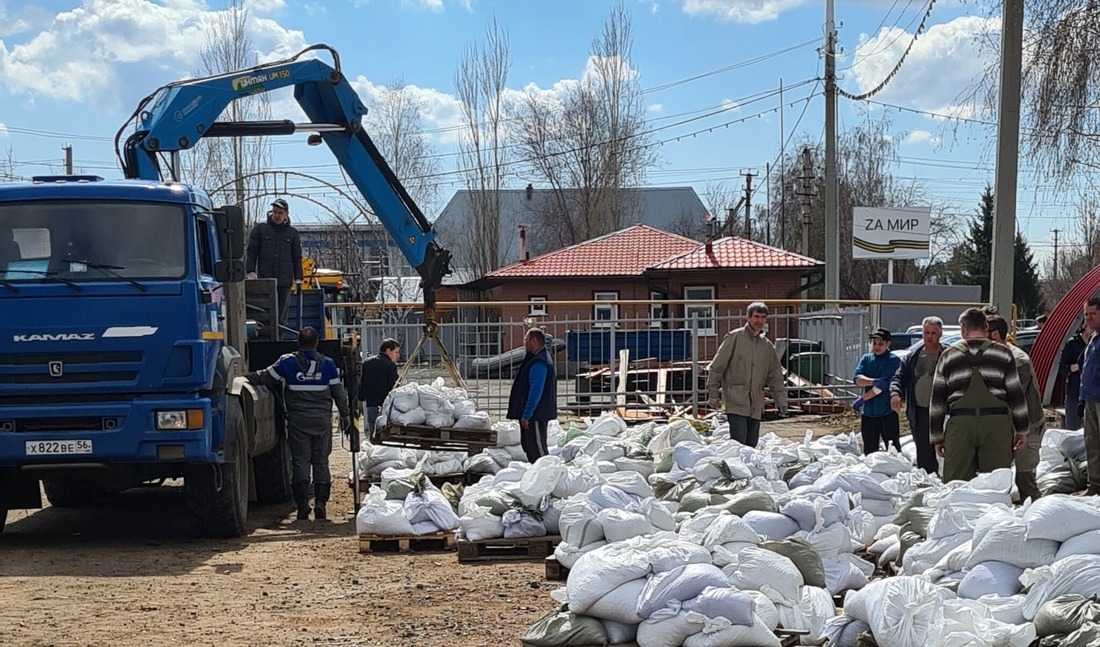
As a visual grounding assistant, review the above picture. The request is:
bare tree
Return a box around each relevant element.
[1044,193,1100,306]
[454,18,511,278]
[0,145,17,182]
[364,79,443,215]
[180,0,272,228]
[510,1,658,248]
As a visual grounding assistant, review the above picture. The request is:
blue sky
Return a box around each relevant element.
[0,0,1077,271]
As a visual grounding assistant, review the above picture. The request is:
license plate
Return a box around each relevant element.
[25,439,93,456]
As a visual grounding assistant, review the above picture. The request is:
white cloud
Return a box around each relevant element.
[680,0,810,24]
[648,103,664,114]
[721,99,741,112]
[903,129,941,146]
[0,122,8,138]
[846,16,998,113]
[0,0,303,110]
[351,77,468,145]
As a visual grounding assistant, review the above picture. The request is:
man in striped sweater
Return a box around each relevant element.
[929,308,1030,483]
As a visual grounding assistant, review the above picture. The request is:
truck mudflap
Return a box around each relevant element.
[231,376,279,457]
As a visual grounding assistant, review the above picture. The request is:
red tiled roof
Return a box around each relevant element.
[488,224,700,278]
[650,236,822,270]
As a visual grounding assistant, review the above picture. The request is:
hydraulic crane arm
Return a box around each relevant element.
[114,44,451,312]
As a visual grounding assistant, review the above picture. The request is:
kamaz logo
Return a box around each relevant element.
[13,333,96,342]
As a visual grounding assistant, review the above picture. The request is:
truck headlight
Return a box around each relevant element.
[155,410,204,430]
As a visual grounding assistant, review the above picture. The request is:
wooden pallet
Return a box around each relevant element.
[544,555,569,581]
[457,535,561,563]
[377,423,496,455]
[357,531,456,554]
[349,472,467,492]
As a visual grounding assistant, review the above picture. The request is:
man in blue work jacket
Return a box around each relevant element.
[250,327,352,520]
[1079,297,1100,495]
[854,328,902,455]
[507,328,557,463]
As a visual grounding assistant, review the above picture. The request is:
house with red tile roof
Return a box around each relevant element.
[478,224,823,348]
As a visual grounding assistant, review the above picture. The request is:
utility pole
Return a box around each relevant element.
[797,147,815,257]
[824,0,840,300]
[989,0,1024,314]
[63,145,73,175]
[1051,228,1060,282]
[742,170,758,239]
[779,78,786,248]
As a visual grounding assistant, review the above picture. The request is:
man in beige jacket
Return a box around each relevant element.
[707,301,789,447]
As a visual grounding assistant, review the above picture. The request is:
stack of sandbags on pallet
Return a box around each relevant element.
[457,455,567,541]
[351,441,466,480]
[376,378,493,430]
[463,420,539,477]
[354,470,459,536]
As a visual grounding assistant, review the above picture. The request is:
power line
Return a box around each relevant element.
[837,0,937,101]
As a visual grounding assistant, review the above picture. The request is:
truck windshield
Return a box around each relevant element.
[0,201,187,282]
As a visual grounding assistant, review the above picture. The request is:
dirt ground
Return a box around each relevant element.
[0,415,851,647]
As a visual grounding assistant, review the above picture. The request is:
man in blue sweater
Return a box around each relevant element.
[854,328,902,455]
[507,328,557,462]
[1079,297,1100,495]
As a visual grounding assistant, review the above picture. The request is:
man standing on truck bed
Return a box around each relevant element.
[359,338,401,439]
[508,328,557,463]
[250,327,352,520]
[245,198,303,328]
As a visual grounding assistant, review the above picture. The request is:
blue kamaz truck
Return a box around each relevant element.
[0,45,450,536]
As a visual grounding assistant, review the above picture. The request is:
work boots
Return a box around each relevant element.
[314,482,331,520]
[292,482,311,520]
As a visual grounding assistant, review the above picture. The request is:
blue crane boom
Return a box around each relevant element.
[114,44,451,312]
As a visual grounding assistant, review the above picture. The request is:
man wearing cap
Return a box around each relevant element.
[853,328,902,455]
[930,308,1029,483]
[246,198,303,328]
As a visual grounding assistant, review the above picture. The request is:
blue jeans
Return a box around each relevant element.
[365,405,381,436]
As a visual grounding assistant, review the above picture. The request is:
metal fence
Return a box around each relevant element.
[332,300,874,419]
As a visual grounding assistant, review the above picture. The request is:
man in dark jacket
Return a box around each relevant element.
[507,328,557,463]
[358,338,401,437]
[890,316,948,473]
[245,198,303,328]
[250,327,351,521]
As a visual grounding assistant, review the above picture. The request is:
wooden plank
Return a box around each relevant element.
[615,348,630,408]
[655,367,669,404]
[456,535,561,563]
[349,472,466,492]
[544,555,569,581]
[358,531,456,554]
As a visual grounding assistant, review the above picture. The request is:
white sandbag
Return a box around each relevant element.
[642,498,677,532]
[844,576,955,647]
[711,541,757,568]
[792,586,836,645]
[603,470,654,499]
[1022,554,1100,620]
[588,577,647,624]
[597,507,654,543]
[567,539,653,614]
[646,534,714,573]
[453,399,478,419]
[636,607,704,647]
[1056,528,1100,560]
[679,510,723,545]
[389,384,419,413]
[600,619,638,645]
[501,508,547,539]
[587,484,643,512]
[792,522,855,558]
[701,514,760,547]
[404,489,459,532]
[492,463,528,484]
[681,613,782,647]
[503,444,529,462]
[587,412,627,437]
[425,409,455,429]
[822,557,869,595]
[902,531,971,575]
[743,590,779,630]
[929,539,973,575]
[465,452,500,475]
[672,442,716,470]
[615,456,656,478]
[484,446,514,468]
[355,491,416,535]
[778,494,845,532]
[724,546,804,605]
[425,458,464,476]
[519,455,565,500]
[554,539,605,570]
[813,470,893,500]
[876,541,901,569]
[741,510,799,541]
[636,563,730,620]
[957,561,1024,599]
[489,420,521,447]
[416,385,444,413]
[682,586,756,626]
[934,598,1037,647]
[1022,494,1100,542]
[865,451,914,477]
[458,505,504,541]
[821,616,871,647]
[452,411,491,430]
[587,438,627,462]
[559,500,605,548]
[868,533,898,555]
[553,457,603,499]
[858,497,897,517]
[966,509,1058,569]
[391,407,427,426]
[978,594,1028,625]
[928,501,1001,540]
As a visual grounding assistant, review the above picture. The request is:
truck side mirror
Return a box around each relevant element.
[214,205,246,283]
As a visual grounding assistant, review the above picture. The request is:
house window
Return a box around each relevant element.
[593,291,619,327]
[649,291,666,328]
[529,296,547,316]
[684,286,716,336]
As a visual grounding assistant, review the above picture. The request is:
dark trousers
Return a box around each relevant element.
[1016,470,1041,502]
[365,405,381,437]
[912,406,939,474]
[861,411,901,455]
[276,284,292,329]
[727,414,761,448]
[289,429,332,486]
[521,420,549,463]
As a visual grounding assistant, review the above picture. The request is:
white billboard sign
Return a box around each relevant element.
[852,206,931,260]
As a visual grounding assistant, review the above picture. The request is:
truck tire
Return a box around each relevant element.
[0,509,6,533]
[252,432,292,504]
[185,399,250,537]
[42,477,99,507]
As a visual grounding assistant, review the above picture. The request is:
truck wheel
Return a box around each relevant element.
[185,399,250,537]
[0,509,6,533]
[42,478,99,507]
[252,433,292,504]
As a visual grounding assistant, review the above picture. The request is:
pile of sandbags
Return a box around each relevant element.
[376,378,492,430]
[354,471,459,536]
[350,442,466,480]
[463,420,540,476]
